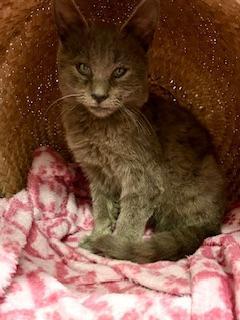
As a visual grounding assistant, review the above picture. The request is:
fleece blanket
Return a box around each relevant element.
[0,147,239,320]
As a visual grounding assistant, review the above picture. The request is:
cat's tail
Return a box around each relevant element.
[90,225,220,263]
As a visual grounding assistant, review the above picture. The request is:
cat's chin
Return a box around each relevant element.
[88,106,117,118]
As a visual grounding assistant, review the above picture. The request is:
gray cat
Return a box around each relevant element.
[54,0,226,263]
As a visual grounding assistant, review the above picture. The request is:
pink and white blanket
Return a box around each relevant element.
[0,147,240,320]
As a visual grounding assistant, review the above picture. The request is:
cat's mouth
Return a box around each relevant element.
[88,106,117,118]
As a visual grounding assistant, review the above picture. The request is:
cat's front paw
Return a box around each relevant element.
[79,235,94,251]
[79,229,112,252]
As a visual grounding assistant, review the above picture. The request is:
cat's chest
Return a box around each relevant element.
[80,138,113,165]
[67,115,157,183]
[70,129,122,171]
[73,133,123,191]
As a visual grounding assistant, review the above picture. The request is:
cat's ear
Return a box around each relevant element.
[121,0,159,51]
[54,0,88,43]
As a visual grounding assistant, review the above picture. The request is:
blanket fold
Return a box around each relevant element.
[0,147,239,319]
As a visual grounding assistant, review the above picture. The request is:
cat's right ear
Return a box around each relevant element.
[54,0,88,43]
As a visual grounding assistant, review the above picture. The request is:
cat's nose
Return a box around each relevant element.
[91,93,109,104]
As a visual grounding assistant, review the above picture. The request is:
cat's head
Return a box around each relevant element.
[54,0,159,118]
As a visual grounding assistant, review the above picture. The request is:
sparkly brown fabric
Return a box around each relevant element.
[0,0,240,200]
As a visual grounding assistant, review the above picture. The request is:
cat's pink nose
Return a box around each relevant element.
[91,93,109,104]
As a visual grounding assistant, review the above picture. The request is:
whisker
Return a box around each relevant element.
[55,104,79,122]
[46,94,83,113]
[126,107,154,136]
[121,107,142,134]
[121,106,147,135]
[114,101,131,128]
[119,107,132,129]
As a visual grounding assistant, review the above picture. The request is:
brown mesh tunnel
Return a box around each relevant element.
[0,0,240,200]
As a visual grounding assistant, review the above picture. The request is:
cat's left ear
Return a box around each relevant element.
[121,0,159,51]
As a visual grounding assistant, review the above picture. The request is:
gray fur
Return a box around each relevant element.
[54,0,226,263]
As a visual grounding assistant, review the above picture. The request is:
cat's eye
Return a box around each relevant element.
[113,67,127,79]
[76,63,91,76]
